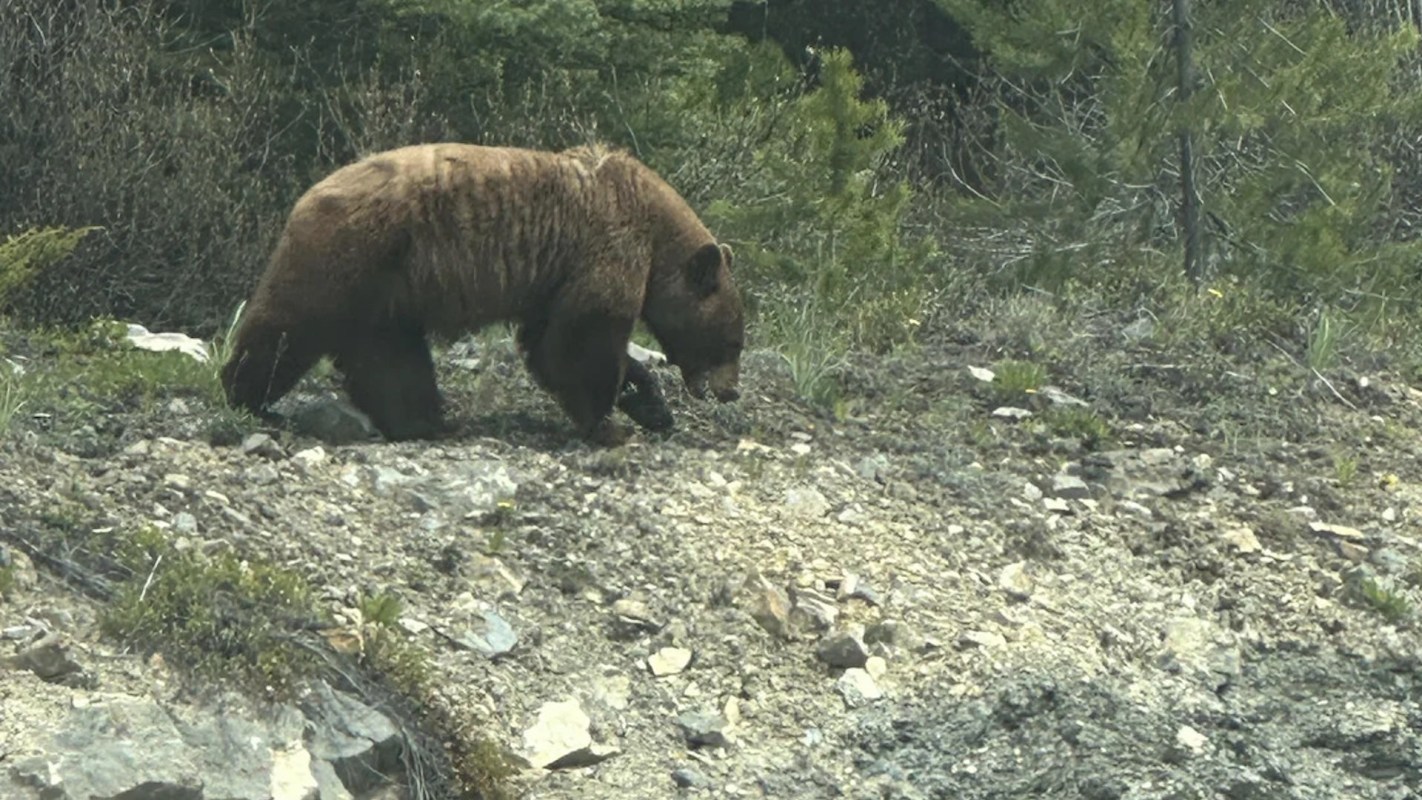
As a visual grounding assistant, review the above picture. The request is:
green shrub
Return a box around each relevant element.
[990,358,1047,403]
[937,0,1422,315]
[0,226,99,311]
[704,47,939,353]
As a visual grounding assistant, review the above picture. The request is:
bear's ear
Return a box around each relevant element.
[688,242,723,297]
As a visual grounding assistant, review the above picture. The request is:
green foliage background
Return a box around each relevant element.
[4,0,1422,379]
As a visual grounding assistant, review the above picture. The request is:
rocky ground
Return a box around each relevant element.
[2,306,1422,799]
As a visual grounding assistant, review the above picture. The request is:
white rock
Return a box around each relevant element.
[521,699,598,769]
[1176,724,1208,754]
[291,446,327,468]
[998,561,1033,600]
[1220,527,1261,554]
[836,668,884,708]
[648,646,693,677]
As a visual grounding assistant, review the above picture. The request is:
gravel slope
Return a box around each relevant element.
[3,320,1421,799]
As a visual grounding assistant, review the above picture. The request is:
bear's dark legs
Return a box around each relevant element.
[222,322,326,416]
[617,357,674,433]
[335,323,448,441]
[519,317,673,435]
[523,310,635,445]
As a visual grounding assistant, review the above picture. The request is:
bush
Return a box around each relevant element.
[704,48,939,353]
[0,1,310,333]
[0,225,98,311]
[936,0,1422,313]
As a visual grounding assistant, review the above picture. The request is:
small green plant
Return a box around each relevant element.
[0,360,24,437]
[1306,308,1343,372]
[991,359,1047,403]
[358,591,404,629]
[1350,575,1413,624]
[1332,452,1360,487]
[1040,406,1112,448]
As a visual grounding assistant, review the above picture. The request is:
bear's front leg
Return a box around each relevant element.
[526,308,636,446]
[616,356,674,433]
[334,323,450,441]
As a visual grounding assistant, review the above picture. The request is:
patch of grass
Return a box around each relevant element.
[781,343,844,410]
[1039,406,1112,449]
[1305,307,1346,373]
[990,359,1047,404]
[0,358,24,437]
[1152,276,1289,349]
[24,319,225,414]
[762,298,850,411]
[99,525,323,695]
[3,316,262,447]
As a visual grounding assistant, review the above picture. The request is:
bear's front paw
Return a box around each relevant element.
[617,385,674,433]
[586,418,633,448]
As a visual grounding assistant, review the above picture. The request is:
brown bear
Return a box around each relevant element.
[219,141,745,445]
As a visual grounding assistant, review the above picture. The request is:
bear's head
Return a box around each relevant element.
[647,241,745,403]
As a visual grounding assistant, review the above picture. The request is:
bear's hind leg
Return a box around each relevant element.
[525,310,634,446]
[336,323,449,441]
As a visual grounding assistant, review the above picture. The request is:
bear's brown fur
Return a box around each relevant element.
[219,142,745,445]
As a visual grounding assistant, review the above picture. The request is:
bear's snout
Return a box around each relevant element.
[706,362,740,403]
